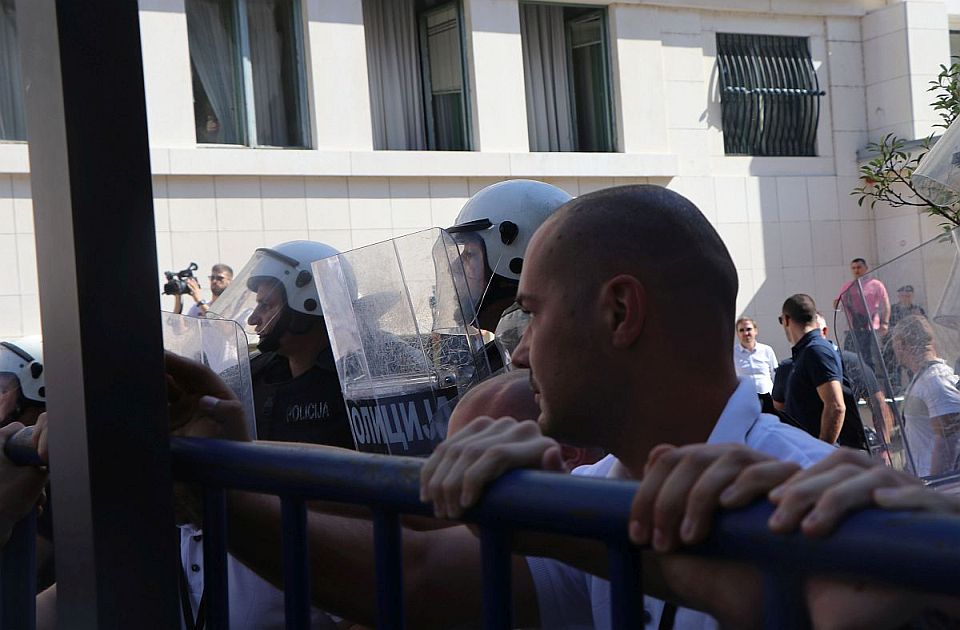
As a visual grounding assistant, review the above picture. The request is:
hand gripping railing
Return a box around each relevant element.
[6,438,960,630]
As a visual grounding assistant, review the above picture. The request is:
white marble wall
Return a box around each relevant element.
[1,0,955,358]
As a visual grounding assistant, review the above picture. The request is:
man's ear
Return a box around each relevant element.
[601,274,646,348]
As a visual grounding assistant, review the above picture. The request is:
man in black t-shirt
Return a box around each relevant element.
[779,294,847,446]
[772,313,876,450]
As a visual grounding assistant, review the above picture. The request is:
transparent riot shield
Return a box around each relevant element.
[161,311,257,439]
[837,228,960,483]
[313,229,492,456]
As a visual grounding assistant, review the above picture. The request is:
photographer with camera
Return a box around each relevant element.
[166,263,233,317]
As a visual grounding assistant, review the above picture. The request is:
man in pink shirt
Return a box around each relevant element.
[834,257,890,370]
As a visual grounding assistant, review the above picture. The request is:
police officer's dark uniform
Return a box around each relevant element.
[251,348,354,448]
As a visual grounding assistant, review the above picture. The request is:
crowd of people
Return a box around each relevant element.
[734,257,960,479]
[4,182,960,628]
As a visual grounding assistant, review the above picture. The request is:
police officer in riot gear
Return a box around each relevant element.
[209,241,354,447]
[448,179,572,332]
[0,337,45,428]
[447,179,572,371]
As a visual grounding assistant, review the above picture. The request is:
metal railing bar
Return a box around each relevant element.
[688,502,960,597]
[171,439,633,541]
[172,438,960,596]
[1,510,36,630]
[280,497,311,630]
[480,526,512,630]
[607,542,643,630]
[372,509,404,630]
[202,486,230,630]
[761,571,809,630]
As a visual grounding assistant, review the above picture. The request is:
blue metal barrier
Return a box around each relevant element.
[1,511,36,630]
[7,438,960,629]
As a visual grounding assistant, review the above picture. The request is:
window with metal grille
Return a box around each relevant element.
[716,33,824,156]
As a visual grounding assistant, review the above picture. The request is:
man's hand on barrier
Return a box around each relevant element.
[419,416,563,519]
[164,351,248,442]
[628,443,800,551]
[0,422,48,547]
[766,447,922,537]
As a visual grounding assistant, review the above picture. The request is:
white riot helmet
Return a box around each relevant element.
[448,179,572,282]
[207,241,339,351]
[0,336,44,404]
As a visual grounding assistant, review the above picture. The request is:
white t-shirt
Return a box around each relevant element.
[179,525,338,629]
[902,360,960,478]
[526,378,835,629]
[733,342,779,395]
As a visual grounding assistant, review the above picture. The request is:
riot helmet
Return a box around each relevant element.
[448,179,572,282]
[447,179,571,329]
[208,241,340,352]
[0,336,45,425]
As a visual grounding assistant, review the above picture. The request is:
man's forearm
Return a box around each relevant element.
[819,405,844,444]
[225,491,523,627]
[873,392,895,442]
[227,492,384,625]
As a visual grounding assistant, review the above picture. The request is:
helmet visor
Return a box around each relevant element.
[494,302,531,356]
[205,249,293,345]
[450,231,491,319]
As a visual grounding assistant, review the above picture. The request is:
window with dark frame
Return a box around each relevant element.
[715,33,824,157]
[185,0,310,148]
[0,0,26,142]
[361,0,471,151]
[419,2,471,151]
[519,4,615,152]
[950,29,960,61]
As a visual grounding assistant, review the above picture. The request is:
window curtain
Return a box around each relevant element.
[186,0,243,144]
[0,0,26,141]
[520,4,574,152]
[362,0,426,150]
[247,0,302,147]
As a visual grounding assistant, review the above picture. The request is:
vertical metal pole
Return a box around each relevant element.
[280,498,310,630]
[1,512,37,630]
[15,1,180,627]
[762,571,808,630]
[607,543,642,630]
[203,488,230,630]
[372,509,404,630]
[480,527,511,630]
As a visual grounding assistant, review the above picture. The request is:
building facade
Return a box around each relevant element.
[0,0,955,356]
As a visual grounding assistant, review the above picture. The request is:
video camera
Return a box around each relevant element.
[162,262,199,296]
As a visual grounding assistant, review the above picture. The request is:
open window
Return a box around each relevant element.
[186,0,310,148]
[520,4,615,152]
[363,0,471,151]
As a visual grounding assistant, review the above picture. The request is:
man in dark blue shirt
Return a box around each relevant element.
[772,313,876,449]
[779,294,847,444]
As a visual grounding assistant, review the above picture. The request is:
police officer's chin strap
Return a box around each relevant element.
[257,306,321,353]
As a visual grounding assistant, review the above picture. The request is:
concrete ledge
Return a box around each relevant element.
[0,144,680,179]
[0,143,29,173]
[159,148,679,178]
